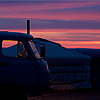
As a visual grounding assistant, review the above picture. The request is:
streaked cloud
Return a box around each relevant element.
[57,41,100,49]
[0,18,100,29]
[0,1,100,49]
[0,1,100,20]
[0,0,99,1]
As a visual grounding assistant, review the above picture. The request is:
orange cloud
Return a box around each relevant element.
[0,29,100,49]
[57,41,100,49]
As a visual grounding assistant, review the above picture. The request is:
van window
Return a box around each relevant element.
[28,41,41,59]
[2,40,28,57]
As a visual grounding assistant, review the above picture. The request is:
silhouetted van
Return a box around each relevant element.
[0,31,49,100]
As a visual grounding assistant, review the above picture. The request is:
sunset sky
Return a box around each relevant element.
[0,1,100,49]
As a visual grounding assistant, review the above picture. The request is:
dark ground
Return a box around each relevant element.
[28,89,100,100]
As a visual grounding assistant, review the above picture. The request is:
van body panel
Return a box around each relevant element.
[0,59,39,91]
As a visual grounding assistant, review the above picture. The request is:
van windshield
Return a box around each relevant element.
[28,41,41,59]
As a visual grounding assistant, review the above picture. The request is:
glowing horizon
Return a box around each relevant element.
[0,29,100,49]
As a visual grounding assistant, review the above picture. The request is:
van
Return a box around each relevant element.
[0,31,49,99]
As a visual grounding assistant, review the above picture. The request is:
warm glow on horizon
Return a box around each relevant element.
[1,29,100,33]
[0,29,100,49]
[56,41,100,49]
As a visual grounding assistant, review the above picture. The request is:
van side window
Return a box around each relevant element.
[2,40,28,57]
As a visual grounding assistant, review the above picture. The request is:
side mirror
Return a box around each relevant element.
[40,45,45,59]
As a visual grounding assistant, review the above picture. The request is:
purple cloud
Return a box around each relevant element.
[0,18,100,29]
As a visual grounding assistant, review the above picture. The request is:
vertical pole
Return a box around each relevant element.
[27,20,30,34]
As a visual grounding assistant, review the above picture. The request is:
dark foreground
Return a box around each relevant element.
[28,89,100,100]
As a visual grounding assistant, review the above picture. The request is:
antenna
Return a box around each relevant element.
[27,20,30,34]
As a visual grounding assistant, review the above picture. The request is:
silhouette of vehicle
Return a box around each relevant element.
[0,31,49,100]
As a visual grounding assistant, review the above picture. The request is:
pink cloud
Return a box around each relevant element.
[0,1,98,11]
[0,1,100,21]
[0,29,100,49]
[0,1,100,49]
[57,41,100,49]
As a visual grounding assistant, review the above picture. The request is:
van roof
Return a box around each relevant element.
[0,31,33,39]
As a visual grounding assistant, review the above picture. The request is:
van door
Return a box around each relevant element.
[0,39,39,92]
